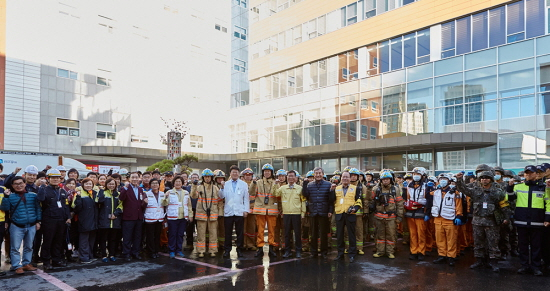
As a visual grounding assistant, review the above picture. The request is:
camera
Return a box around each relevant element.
[193,180,199,185]
[264,196,269,205]
[347,206,355,214]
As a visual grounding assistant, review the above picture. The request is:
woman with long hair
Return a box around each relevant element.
[97,178,122,262]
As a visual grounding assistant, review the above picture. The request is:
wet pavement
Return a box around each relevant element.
[0,241,547,291]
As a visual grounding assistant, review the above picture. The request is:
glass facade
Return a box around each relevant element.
[231,0,250,108]
[234,0,550,173]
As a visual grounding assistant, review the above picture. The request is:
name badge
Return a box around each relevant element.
[274,203,278,206]
[57,201,62,208]
[536,193,543,198]
[483,202,487,209]
[340,198,344,204]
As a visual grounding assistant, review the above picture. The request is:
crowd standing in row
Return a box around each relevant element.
[0,162,549,277]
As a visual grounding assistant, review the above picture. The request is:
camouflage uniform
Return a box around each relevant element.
[456,177,510,261]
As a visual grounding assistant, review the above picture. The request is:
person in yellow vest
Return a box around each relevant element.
[371,170,404,259]
[251,164,278,258]
[213,170,226,252]
[332,171,362,262]
[426,173,465,266]
[241,168,257,251]
[347,168,367,255]
[191,169,221,258]
[273,169,287,251]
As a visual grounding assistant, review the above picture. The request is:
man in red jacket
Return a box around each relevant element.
[119,172,148,261]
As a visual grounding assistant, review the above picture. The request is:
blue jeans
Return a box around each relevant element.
[168,219,187,253]
[10,224,36,270]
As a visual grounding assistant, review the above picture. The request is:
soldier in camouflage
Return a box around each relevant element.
[456,170,511,273]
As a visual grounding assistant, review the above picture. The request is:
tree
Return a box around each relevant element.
[146,159,175,173]
[173,154,198,174]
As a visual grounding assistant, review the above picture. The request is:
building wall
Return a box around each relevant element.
[233,0,550,172]
[3,0,232,155]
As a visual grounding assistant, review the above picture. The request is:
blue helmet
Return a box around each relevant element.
[379,170,393,180]
[349,168,361,176]
[201,168,214,177]
[262,164,274,171]
[306,170,314,178]
[276,169,287,176]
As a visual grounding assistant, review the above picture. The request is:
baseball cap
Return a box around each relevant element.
[536,165,545,173]
[164,171,174,176]
[524,165,537,173]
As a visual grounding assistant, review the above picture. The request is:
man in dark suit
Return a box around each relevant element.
[119,172,148,261]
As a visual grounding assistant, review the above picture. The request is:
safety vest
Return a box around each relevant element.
[144,191,165,223]
[510,182,550,227]
[334,184,361,214]
[431,188,461,220]
[407,183,427,206]
[166,189,185,220]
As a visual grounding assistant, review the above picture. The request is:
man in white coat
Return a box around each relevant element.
[219,165,250,258]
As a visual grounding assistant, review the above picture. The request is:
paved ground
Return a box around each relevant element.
[0,240,546,291]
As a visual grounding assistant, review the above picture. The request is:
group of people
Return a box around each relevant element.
[0,161,549,277]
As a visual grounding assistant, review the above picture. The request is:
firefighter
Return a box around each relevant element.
[508,165,550,276]
[241,168,257,251]
[191,169,221,258]
[371,170,403,259]
[363,171,376,244]
[427,173,465,266]
[252,164,278,258]
[456,170,510,273]
[347,168,367,255]
[213,170,226,253]
[405,167,430,260]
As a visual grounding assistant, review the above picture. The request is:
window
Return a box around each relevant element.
[234,59,246,72]
[131,135,149,143]
[417,29,430,64]
[371,101,379,113]
[472,11,488,51]
[57,118,79,137]
[506,1,525,43]
[57,68,78,80]
[96,123,116,139]
[489,6,506,47]
[247,142,258,152]
[234,0,247,8]
[370,127,377,139]
[361,125,368,139]
[308,19,317,40]
[456,16,472,55]
[234,26,247,40]
[215,24,227,32]
[97,76,110,86]
[441,21,456,58]
[364,0,376,19]
[293,25,302,45]
[341,3,358,27]
[190,135,204,148]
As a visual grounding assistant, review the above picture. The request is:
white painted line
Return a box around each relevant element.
[33,269,78,291]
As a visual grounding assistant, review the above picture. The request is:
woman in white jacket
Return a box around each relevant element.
[162,176,193,258]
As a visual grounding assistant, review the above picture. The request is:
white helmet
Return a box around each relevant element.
[438,173,452,181]
[119,168,128,175]
[56,165,67,172]
[46,169,62,177]
[412,167,427,176]
[24,165,39,175]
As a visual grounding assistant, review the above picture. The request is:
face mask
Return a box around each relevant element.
[494,175,501,180]
[503,177,510,182]
[449,184,456,189]
[521,177,525,181]
[413,175,421,182]
[439,180,448,187]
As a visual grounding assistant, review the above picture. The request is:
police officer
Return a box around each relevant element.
[37,169,71,269]
[508,165,550,276]
[456,170,510,272]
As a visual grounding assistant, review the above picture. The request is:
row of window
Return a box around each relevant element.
[56,118,116,139]
[251,0,418,58]
[57,68,111,87]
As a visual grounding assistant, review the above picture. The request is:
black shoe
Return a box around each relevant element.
[237,249,244,258]
[255,248,264,258]
[417,254,425,261]
[282,250,291,258]
[433,256,447,264]
[510,250,519,257]
[296,251,302,258]
[470,259,485,269]
[448,258,456,266]
[268,246,277,258]
[0,271,6,276]
[133,255,143,260]
[223,251,230,258]
[349,256,355,263]
[409,254,418,260]
[52,261,67,267]
[334,254,344,261]
[533,269,543,276]
[489,259,500,273]
[43,263,53,270]
[125,256,132,262]
[517,267,530,274]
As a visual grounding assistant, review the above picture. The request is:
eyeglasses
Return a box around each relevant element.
[13,182,25,186]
